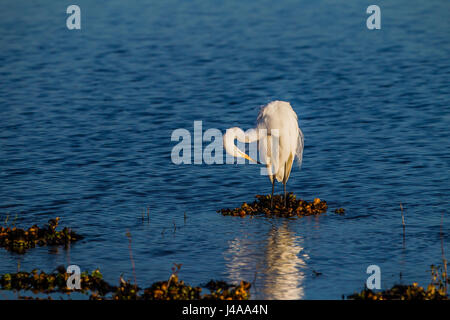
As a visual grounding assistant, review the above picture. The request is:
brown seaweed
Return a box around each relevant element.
[0,267,251,300]
[219,193,328,217]
[348,265,449,300]
[0,217,83,254]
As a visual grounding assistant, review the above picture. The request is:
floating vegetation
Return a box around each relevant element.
[141,275,201,300]
[348,284,448,300]
[348,265,449,300]
[0,217,83,254]
[219,193,328,217]
[0,267,251,300]
[202,280,251,300]
[0,268,112,295]
[334,208,345,215]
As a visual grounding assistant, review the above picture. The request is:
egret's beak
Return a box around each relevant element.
[239,151,261,164]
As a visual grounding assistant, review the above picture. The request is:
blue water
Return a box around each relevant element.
[0,0,449,299]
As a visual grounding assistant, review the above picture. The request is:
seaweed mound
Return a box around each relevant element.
[219,193,328,217]
[0,268,251,300]
[0,268,112,295]
[348,265,449,300]
[0,218,83,253]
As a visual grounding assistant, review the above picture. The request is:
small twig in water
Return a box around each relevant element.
[252,270,258,290]
[12,214,18,227]
[312,270,322,277]
[67,228,71,266]
[167,263,182,288]
[400,203,406,247]
[440,211,447,296]
[125,230,137,288]
[400,203,406,227]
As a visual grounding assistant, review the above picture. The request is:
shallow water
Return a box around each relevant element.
[0,0,449,299]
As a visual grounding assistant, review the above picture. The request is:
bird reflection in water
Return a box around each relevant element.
[225,221,308,299]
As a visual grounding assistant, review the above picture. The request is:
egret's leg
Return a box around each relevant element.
[283,162,288,207]
[270,177,275,209]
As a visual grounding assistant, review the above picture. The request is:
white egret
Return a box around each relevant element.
[223,100,304,207]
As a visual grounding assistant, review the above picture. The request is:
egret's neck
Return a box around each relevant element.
[224,127,244,158]
[223,127,260,163]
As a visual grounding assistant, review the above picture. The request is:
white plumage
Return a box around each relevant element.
[223,100,304,206]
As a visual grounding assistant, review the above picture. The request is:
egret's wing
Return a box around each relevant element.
[283,152,294,184]
[296,128,304,167]
[259,134,274,183]
[257,109,275,182]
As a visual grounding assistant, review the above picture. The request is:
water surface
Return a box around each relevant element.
[0,0,449,299]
